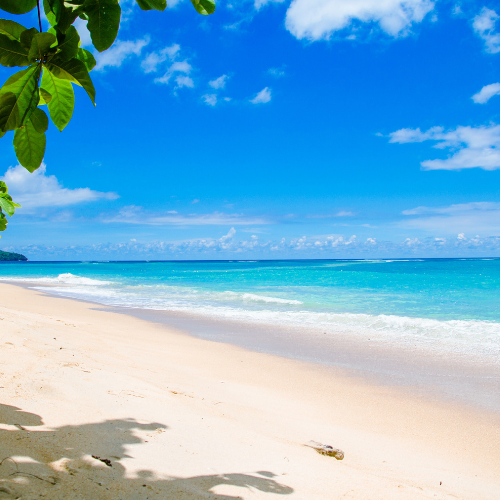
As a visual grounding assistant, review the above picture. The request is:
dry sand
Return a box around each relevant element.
[0,283,498,499]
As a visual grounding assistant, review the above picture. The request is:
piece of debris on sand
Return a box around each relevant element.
[305,441,344,460]
[91,455,112,467]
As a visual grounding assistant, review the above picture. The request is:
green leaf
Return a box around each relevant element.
[190,0,215,15]
[28,32,57,63]
[51,25,80,61]
[136,0,167,11]
[83,0,121,52]
[75,47,96,71]
[30,107,49,133]
[44,56,95,105]
[0,194,17,216]
[0,0,37,15]
[0,181,7,194]
[19,28,40,51]
[43,0,59,27]
[58,5,81,33]
[0,34,30,67]
[13,120,46,172]
[41,67,74,131]
[0,19,28,41]
[44,0,80,32]
[20,28,39,51]
[0,65,40,132]
[39,87,52,104]
[0,211,7,232]
[0,92,17,131]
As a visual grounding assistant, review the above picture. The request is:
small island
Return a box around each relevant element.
[0,250,27,261]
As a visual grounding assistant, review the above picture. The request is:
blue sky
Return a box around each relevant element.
[2,0,500,259]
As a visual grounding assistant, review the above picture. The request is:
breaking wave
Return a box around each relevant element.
[0,273,112,286]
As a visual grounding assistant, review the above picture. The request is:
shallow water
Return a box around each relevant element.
[1,258,499,361]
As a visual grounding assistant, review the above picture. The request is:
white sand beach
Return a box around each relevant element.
[0,283,499,499]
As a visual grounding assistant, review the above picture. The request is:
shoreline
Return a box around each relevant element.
[0,283,499,498]
[5,279,500,413]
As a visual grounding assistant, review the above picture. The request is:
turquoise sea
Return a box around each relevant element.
[1,258,499,361]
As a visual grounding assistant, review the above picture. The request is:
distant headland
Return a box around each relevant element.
[0,250,27,261]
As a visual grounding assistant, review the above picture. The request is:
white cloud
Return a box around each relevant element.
[473,7,500,54]
[250,87,272,104]
[103,206,271,226]
[402,201,500,215]
[220,227,236,241]
[1,164,118,212]
[141,44,195,90]
[170,61,192,74]
[10,230,500,259]
[141,52,164,74]
[400,202,500,234]
[176,75,194,88]
[209,75,228,89]
[223,19,246,31]
[285,0,435,41]
[472,83,500,104]
[154,60,193,85]
[388,124,500,170]
[268,67,286,77]
[308,211,355,218]
[95,37,150,71]
[203,94,217,106]
[255,0,285,10]
[388,126,443,143]
[141,44,180,73]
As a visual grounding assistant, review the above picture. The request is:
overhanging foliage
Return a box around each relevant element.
[0,0,215,236]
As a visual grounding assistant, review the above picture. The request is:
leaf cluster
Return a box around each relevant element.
[0,0,215,235]
[0,180,20,234]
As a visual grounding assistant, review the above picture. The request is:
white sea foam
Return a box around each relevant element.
[240,293,303,305]
[22,280,500,361]
[0,273,112,286]
[4,269,496,362]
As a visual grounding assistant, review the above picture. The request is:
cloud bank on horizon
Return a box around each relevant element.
[6,228,500,260]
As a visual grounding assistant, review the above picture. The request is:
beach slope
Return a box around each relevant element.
[0,283,498,499]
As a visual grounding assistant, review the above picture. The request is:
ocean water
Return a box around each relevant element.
[0,259,500,362]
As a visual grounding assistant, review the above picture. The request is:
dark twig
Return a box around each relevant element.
[36,0,43,32]
[0,457,19,472]
[9,471,57,485]
[1,457,56,485]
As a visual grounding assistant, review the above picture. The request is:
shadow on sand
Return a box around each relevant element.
[0,404,294,499]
